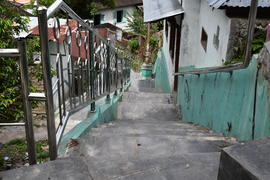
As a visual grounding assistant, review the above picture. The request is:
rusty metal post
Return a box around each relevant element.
[244,0,258,66]
[141,23,153,79]
[145,23,151,64]
[38,7,57,160]
[18,39,37,165]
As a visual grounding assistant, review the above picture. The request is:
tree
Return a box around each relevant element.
[127,9,147,36]
[0,1,29,122]
[126,8,163,68]
[127,9,163,36]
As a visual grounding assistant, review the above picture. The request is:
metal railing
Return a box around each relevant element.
[0,42,37,165]
[38,0,131,160]
[0,0,131,164]
[174,0,258,76]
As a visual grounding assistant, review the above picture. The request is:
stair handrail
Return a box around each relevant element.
[37,0,131,159]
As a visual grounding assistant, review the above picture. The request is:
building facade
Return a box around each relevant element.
[94,0,142,30]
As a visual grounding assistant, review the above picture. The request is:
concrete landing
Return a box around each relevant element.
[0,73,237,180]
[218,137,270,180]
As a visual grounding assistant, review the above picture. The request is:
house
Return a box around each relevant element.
[94,0,143,30]
[177,0,270,69]
[143,0,270,141]
[144,0,270,92]
[94,23,123,45]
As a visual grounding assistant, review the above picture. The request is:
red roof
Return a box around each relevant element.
[30,20,78,42]
[30,20,88,59]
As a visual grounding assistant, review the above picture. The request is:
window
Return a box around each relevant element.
[94,14,104,25]
[201,27,208,52]
[213,26,220,50]
[117,10,123,23]
[114,10,126,24]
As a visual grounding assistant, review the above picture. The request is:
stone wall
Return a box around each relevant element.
[226,18,269,61]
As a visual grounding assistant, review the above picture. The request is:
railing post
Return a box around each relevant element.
[89,30,96,112]
[114,52,118,96]
[106,41,111,101]
[38,7,57,160]
[244,0,258,66]
[18,39,37,165]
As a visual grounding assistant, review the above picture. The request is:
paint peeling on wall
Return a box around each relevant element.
[177,57,258,140]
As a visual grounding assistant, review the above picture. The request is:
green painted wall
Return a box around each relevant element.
[177,58,259,140]
[153,49,171,93]
[254,65,270,138]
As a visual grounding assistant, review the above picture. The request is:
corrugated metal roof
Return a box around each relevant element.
[116,0,142,7]
[207,0,226,8]
[143,0,184,23]
[207,0,270,8]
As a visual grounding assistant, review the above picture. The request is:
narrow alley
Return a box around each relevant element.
[0,72,236,180]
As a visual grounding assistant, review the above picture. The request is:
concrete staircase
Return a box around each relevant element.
[0,77,237,180]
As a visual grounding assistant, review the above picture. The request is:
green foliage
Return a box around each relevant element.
[251,30,266,54]
[37,0,55,7]
[150,36,159,46]
[65,0,116,18]
[131,58,144,72]
[0,1,29,123]
[129,38,139,53]
[6,138,25,146]
[126,8,163,66]
[29,0,54,9]
[0,1,28,40]
[89,0,116,16]
[127,9,163,36]
[0,138,49,170]
[127,9,147,36]
[225,28,266,65]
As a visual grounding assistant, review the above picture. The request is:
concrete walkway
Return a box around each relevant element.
[0,73,237,180]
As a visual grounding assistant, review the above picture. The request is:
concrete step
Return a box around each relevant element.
[81,152,222,180]
[122,92,172,104]
[118,102,179,121]
[128,79,165,93]
[89,120,230,140]
[129,86,164,93]
[0,157,91,180]
[0,153,221,180]
[218,137,270,180]
[133,79,155,89]
[66,132,229,161]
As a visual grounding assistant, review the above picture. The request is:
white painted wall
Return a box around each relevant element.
[179,0,201,68]
[196,0,231,67]
[97,6,136,30]
[162,21,174,92]
[179,0,231,68]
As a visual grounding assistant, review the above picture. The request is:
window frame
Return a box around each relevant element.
[116,10,124,23]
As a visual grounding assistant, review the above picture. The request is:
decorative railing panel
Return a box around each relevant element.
[37,0,131,161]
[0,0,131,164]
